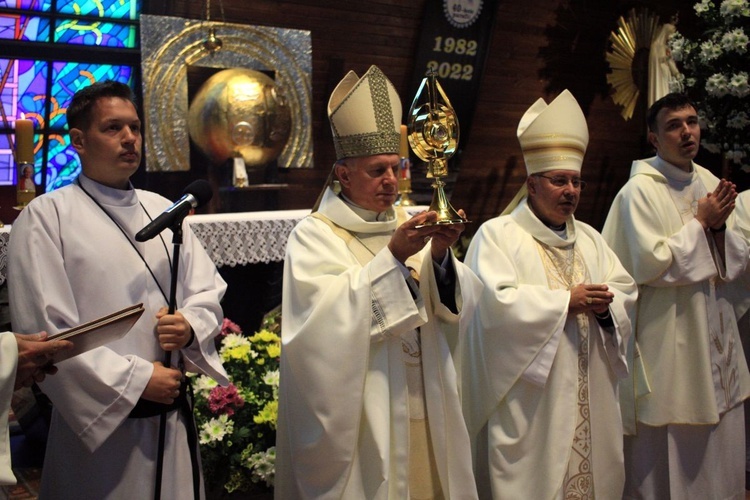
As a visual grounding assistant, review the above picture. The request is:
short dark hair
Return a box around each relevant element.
[66,81,136,131]
[646,93,697,132]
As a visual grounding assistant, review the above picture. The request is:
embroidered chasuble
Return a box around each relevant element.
[665,174,743,412]
[537,242,594,499]
[601,156,750,430]
[276,187,481,499]
[0,332,17,486]
[461,197,636,500]
[309,207,443,499]
[599,156,750,498]
[349,235,443,499]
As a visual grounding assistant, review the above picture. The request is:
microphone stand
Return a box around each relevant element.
[154,217,199,500]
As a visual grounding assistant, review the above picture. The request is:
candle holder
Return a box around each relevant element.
[15,161,36,210]
[395,156,416,206]
[407,71,468,227]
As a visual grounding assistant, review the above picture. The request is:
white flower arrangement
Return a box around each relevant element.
[669,0,750,170]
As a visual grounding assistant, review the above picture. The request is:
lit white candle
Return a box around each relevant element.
[15,115,34,164]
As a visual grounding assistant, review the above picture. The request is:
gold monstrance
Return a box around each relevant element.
[407,71,468,226]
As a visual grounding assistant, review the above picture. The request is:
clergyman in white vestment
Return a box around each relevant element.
[460,89,637,500]
[602,92,750,499]
[8,81,229,499]
[275,65,482,499]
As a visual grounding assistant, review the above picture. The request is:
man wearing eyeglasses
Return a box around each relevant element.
[459,90,637,499]
[602,93,750,499]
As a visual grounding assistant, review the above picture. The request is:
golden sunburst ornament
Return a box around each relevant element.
[606,8,661,120]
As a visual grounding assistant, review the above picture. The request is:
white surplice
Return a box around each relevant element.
[0,332,17,486]
[602,156,750,499]
[275,187,482,499]
[8,174,228,499]
[460,198,637,500]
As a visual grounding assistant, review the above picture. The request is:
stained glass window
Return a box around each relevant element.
[0,15,51,41]
[0,1,53,11]
[57,0,139,19]
[0,1,139,46]
[0,0,140,191]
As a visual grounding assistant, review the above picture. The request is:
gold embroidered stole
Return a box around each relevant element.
[536,241,595,499]
[402,332,443,499]
[311,211,443,499]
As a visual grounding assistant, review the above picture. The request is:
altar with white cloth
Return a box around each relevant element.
[186,209,310,268]
[185,209,312,331]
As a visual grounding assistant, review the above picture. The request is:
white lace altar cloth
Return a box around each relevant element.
[186,209,310,267]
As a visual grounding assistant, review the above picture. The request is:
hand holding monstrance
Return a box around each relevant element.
[407,71,469,227]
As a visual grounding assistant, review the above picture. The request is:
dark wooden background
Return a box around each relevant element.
[0,0,729,231]
[139,0,725,232]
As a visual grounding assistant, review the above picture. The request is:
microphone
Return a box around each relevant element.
[135,180,213,242]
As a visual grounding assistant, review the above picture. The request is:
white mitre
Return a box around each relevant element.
[328,65,402,160]
[501,89,589,215]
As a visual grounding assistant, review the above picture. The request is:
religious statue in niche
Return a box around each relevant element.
[187,68,292,190]
[648,17,682,107]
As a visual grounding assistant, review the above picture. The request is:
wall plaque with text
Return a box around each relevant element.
[407,0,498,202]
[408,0,498,148]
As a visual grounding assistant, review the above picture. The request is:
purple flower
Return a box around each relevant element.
[221,318,243,337]
[208,383,245,416]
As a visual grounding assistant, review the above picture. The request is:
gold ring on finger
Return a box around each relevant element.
[586,297,593,304]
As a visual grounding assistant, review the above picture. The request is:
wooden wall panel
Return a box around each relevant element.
[140,0,704,232]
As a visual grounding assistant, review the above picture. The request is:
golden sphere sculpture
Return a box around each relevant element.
[188,68,292,167]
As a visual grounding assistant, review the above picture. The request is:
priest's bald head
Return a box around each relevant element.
[314,66,403,213]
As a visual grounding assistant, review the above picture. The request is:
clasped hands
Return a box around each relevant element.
[388,209,467,264]
[696,179,736,231]
[569,284,613,316]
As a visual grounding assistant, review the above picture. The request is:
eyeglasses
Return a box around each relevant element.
[534,174,587,190]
